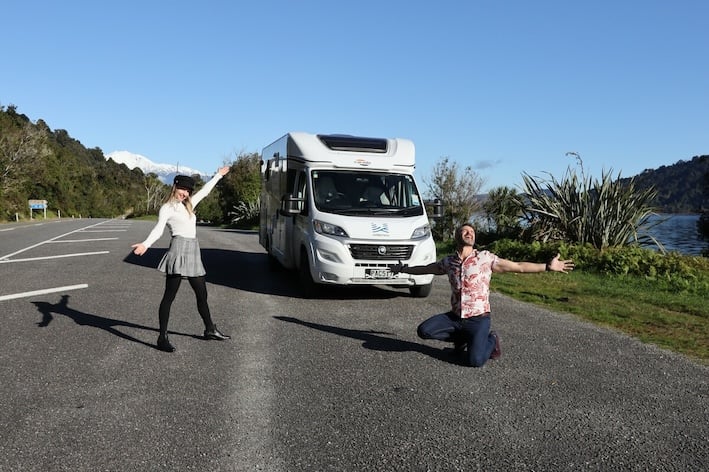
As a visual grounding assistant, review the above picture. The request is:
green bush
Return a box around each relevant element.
[468,239,709,295]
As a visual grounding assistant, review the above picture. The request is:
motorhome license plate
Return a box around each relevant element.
[366,268,393,279]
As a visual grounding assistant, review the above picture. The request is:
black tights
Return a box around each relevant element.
[158,275,214,335]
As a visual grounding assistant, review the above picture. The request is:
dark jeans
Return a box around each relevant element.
[417,311,495,367]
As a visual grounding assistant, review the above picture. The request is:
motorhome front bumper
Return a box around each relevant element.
[311,236,435,286]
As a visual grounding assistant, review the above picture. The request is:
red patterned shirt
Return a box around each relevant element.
[438,250,498,318]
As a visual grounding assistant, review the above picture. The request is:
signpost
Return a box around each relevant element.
[28,199,48,220]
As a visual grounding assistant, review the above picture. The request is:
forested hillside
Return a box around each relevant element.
[625,155,708,213]
[0,105,151,220]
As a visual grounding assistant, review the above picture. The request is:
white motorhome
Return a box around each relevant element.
[259,132,437,297]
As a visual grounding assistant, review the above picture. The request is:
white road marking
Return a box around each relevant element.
[48,238,119,243]
[0,220,108,260]
[0,251,109,264]
[0,284,88,301]
[93,224,131,227]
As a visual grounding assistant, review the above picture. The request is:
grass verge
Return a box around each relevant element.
[491,270,708,364]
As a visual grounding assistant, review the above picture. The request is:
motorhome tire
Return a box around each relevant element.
[264,237,280,271]
[298,249,320,297]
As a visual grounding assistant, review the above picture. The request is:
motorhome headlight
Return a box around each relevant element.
[314,220,349,237]
[411,224,431,239]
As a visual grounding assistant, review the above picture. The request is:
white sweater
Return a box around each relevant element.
[140,173,223,248]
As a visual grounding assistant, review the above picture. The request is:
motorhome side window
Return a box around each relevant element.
[312,170,424,216]
[286,169,298,196]
[295,170,307,214]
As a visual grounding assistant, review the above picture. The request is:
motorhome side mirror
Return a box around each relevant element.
[429,198,444,219]
[279,194,304,216]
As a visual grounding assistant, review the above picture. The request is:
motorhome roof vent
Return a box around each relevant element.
[318,134,388,153]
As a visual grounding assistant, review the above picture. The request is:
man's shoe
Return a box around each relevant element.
[157,334,176,352]
[204,326,230,341]
[490,331,501,360]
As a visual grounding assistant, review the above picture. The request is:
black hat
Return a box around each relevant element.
[173,175,195,191]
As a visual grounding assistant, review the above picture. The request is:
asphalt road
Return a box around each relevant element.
[0,218,707,471]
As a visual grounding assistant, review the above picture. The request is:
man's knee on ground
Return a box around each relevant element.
[467,354,488,368]
[417,324,434,339]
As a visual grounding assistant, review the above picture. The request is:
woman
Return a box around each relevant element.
[131,166,231,352]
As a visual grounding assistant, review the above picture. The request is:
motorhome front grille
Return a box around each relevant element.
[349,244,413,260]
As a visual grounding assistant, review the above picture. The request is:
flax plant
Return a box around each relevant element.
[518,153,661,251]
[229,197,261,225]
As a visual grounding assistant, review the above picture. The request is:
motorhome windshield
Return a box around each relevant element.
[312,171,424,216]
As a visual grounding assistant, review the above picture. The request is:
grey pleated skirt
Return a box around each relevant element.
[157,236,206,277]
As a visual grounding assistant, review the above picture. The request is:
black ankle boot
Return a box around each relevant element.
[157,334,176,352]
[204,325,230,341]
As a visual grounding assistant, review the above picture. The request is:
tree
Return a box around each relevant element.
[0,119,51,217]
[195,192,224,224]
[698,170,709,256]
[483,186,524,238]
[424,156,485,242]
[219,151,261,224]
[142,173,168,215]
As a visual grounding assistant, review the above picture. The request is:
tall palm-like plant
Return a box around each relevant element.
[483,186,524,237]
[518,153,661,251]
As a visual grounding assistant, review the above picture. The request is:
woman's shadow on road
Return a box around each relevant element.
[31,294,198,350]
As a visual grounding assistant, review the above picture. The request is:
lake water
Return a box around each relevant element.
[643,214,705,256]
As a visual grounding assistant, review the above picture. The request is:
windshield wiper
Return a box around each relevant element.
[334,208,390,215]
[396,206,424,216]
[321,206,423,216]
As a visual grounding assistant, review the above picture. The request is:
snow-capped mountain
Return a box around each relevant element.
[105,150,209,185]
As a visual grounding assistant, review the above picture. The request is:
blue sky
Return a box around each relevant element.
[3,1,707,193]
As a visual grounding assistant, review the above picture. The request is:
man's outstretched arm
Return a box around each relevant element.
[493,253,574,274]
[392,261,446,276]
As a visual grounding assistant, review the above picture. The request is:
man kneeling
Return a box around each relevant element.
[393,224,574,367]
